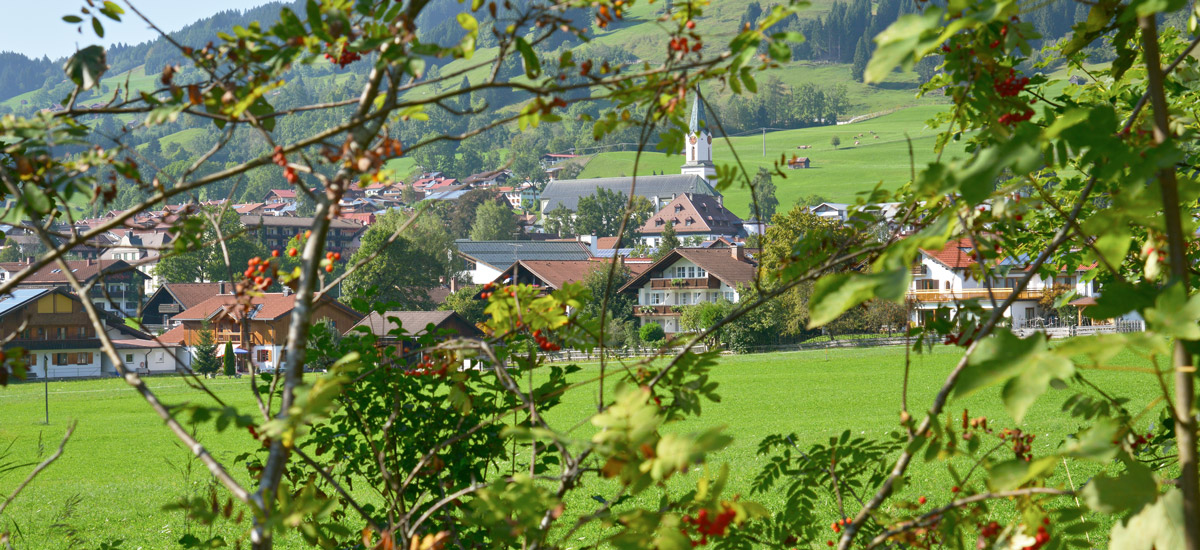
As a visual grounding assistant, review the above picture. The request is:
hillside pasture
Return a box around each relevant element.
[577,105,968,215]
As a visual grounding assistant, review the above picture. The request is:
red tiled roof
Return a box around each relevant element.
[919,238,979,269]
[157,324,187,345]
[172,293,360,323]
[268,189,297,198]
[620,248,758,292]
[17,259,147,284]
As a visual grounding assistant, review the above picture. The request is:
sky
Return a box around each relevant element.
[0,1,279,60]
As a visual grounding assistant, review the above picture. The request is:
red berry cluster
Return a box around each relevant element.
[831,517,851,533]
[272,146,299,184]
[999,428,1035,461]
[323,251,341,273]
[943,332,975,347]
[1026,519,1051,550]
[1129,430,1154,450]
[681,505,737,546]
[532,329,560,352]
[669,36,702,53]
[244,255,279,291]
[405,354,448,377]
[999,109,1034,126]
[324,43,361,67]
[994,70,1030,97]
[979,520,1001,540]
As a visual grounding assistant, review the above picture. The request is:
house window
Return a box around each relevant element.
[28,354,36,365]
[696,268,707,278]
[724,291,735,301]
[680,293,691,305]
[56,327,66,339]
[125,354,134,363]
[55,353,68,365]
[77,353,91,365]
[36,327,45,339]
[650,293,663,305]
[79,326,88,338]
[257,349,271,364]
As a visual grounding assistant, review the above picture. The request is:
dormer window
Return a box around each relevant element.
[674,205,684,212]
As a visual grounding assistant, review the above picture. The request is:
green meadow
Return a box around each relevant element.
[0,345,1159,548]
[578,105,969,216]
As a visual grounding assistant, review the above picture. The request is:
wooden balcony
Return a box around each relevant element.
[634,304,682,317]
[648,276,720,289]
[907,288,1044,303]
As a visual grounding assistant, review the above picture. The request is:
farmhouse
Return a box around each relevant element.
[485,259,650,293]
[0,287,178,379]
[241,215,366,255]
[10,259,149,318]
[263,189,298,205]
[620,247,758,334]
[140,282,231,330]
[638,193,742,247]
[908,238,1097,327]
[454,240,592,284]
[787,156,811,169]
[158,292,363,371]
[353,310,482,343]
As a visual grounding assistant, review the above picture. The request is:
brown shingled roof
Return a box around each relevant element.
[640,193,742,236]
[16,259,147,284]
[354,311,481,337]
[619,247,758,292]
[160,283,228,309]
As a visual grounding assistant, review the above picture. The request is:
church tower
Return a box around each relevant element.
[680,87,716,183]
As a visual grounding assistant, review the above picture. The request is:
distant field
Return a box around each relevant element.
[0,345,1154,548]
[578,104,967,215]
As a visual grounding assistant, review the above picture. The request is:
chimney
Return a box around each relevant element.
[450,278,458,293]
[731,245,744,262]
[218,281,226,294]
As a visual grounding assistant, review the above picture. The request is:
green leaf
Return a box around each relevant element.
[62,15,83,23]
[1082,462,1157,515]
[1091,227,1132,270]
[92,17,105,38]
[515,37,540,79]
[63,45,107,90]
[23,185,52,215]
[1144,283,1200,340]
[865,9,943,84]
[988,457,1058,491]
[247,96,276,132]
[807,267,909,328]
[1087,281,1157,319]
[1065,420,1121,461]
[1110,489,1186,550]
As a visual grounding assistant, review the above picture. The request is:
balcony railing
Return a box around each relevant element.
[634,304,682,316]
[907,288,1045,303]
[648,276,720,289]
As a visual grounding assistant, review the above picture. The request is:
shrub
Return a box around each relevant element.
[639,322,665,343]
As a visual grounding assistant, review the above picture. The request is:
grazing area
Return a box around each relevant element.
[0,345,1159,548]
[578,105,970,213]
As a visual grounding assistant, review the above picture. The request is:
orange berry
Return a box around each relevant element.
[333,252,341,261]
[288,248,298,257]
[254,276,264,285]
[325,264,334,273]
[271,250,280,257]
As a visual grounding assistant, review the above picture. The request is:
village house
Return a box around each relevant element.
[619,247,758,334]
[907,238,1097,327]
[638,193,742,247]
[486,259,650,294]
[241,215,367,256]
[0,287,181,379]
[100,229,172,295]
[9,259,149,318]
[454,240,593,284]
[353,310,483,343]
[263,189,298,205]
[787,156,811,169]
[158,292,363,371]
[140,282,232,330]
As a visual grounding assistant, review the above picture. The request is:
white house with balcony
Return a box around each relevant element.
[619,247,757,334]
[909,238,1097,327]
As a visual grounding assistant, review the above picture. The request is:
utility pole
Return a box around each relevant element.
[762,128,766,157]
[44,354,49,424]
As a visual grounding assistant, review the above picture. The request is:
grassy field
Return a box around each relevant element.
[0,345,1161,548]
[578,104,968,215]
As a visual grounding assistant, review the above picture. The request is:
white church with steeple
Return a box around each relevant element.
[680,86,717,183]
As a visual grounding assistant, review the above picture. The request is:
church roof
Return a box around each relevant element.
[540,174,719,212]
[688,86,706,133]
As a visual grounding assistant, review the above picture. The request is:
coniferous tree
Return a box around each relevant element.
[193,323,219,375]
[223,341,236,376]
[851,34,870,82]
[654,221,680,260]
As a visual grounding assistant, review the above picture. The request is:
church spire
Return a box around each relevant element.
[688,86,706,134]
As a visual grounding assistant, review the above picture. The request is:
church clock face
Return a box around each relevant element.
[689,135,698,144]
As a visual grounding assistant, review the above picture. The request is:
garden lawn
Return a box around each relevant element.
[0,345,1162,548]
